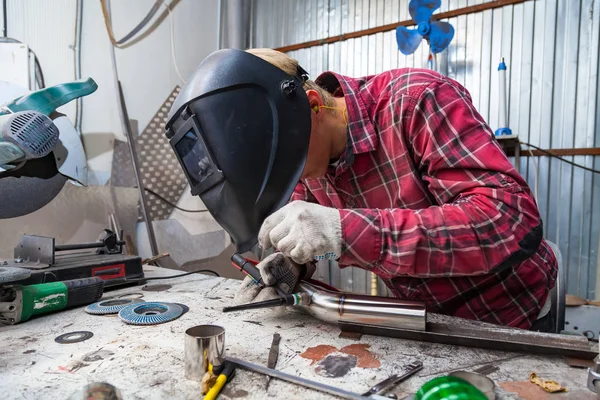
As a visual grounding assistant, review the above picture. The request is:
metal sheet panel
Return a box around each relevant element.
[251,0,600,298]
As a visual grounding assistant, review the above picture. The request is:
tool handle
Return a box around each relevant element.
[203,375,226,400]
[231,253,263,285]
[64,277,104,309]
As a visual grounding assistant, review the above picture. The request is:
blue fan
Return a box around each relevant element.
[396,0,454,55]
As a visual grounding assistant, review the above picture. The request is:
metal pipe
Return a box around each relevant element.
[117,81,160,257]
[225,357,370,400]
[274,0,529,53]
[185,325,226,381]
[2,0,7,37]
[297,282,426,331]
[216,0,223,49]
[74,0,83,135]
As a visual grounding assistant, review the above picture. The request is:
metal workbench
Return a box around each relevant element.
[0,266,596,400]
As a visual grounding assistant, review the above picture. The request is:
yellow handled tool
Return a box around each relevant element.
[203,362,235,400]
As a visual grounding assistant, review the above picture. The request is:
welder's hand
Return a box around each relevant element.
[233,253,315,306]
[258,201,342,264]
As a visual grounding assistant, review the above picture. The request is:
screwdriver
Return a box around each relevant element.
[222,292,310,313]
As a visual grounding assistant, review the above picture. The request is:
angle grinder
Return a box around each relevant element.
[0,266,104,324]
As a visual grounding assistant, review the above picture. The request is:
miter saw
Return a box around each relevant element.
[0,79,146,323]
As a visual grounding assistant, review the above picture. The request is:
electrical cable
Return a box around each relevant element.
[74,0,83,134]
[520,142,600,174]
[33,52,45,88]
[115,0,163,45]
[127,269,220,282]
[144,187,209,213]
[100,0,163,48]
[163,1,186,84]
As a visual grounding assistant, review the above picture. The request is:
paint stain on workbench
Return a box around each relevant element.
[299,345,338,365]
[316,354,358,378]
[300,343,380,372]
[340,344,380,368]
[500,381,595,400]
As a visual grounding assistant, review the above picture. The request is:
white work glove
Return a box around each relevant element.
[233,253,315,307]
[258,201,342,264]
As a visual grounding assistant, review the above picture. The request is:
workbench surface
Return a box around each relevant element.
[0,266,595,400]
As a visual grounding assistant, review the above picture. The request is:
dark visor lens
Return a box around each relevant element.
[174,130,216,185]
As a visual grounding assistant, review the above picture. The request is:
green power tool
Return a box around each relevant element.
[0,78,97,170]
[0,266,104,324]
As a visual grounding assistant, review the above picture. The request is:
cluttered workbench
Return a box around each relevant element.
[0,265,596,400]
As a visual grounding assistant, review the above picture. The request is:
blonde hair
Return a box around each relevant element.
[246,48,335,106]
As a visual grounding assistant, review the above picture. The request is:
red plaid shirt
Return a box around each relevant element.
[291,69,557,329]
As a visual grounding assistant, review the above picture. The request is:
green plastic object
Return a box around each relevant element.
[21,282,68,322]
[3,78,98,116]
[415,376,488,400]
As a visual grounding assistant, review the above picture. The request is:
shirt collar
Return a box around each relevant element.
[316,72,379,168]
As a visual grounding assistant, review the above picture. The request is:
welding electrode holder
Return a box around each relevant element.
[230,253,287,297]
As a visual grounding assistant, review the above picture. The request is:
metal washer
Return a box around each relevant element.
[85,298,145,315]
[55,331,94,344]
[118,302,183,325]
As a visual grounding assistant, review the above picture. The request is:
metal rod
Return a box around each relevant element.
[274,0,529,53]
[55,241,125,252]
[117,81,160,257]
[103,4,159,258]
[339,321,598,360]
[225,357,368,400]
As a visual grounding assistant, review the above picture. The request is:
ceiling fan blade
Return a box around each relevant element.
[409,0,442,24]
[426,20,455,54]
[396,26,424,55]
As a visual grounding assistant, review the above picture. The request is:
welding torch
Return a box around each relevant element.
[222,291,311,313]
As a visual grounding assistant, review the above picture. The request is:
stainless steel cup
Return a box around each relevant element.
[184,325,226,381]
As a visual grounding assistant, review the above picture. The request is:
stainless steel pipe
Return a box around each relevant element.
[184,325,226,381]
[297,282,426,331]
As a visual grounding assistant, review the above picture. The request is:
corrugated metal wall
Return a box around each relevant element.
[251,0,600,299]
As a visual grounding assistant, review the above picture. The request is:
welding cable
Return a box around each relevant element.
[126,269,220,283]
[100,0,163,47]
[144,187,209,213]
[163,1,186,84]
[520,142,600,174]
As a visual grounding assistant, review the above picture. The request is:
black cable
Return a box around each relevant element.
[520,142,600,174]
[144,187,210,213]
[33,54,45,88]
[127,269,220,282]
[2,0,7,37]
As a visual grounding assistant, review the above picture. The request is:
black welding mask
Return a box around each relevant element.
[165,49,311,253]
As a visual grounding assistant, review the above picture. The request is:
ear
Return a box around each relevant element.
[305,89,323,113]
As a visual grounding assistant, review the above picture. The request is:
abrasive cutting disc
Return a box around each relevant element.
[0,266,32,283]
[85,298,145,315]
[118,302,183,325]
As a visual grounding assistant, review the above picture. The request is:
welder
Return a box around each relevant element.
[166,48,557,331]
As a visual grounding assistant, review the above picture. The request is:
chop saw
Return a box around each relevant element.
[0,79,146,322]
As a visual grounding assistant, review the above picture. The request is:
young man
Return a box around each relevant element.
[234,48,557,330]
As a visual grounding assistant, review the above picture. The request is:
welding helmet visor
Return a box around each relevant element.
[165,49,311,253]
